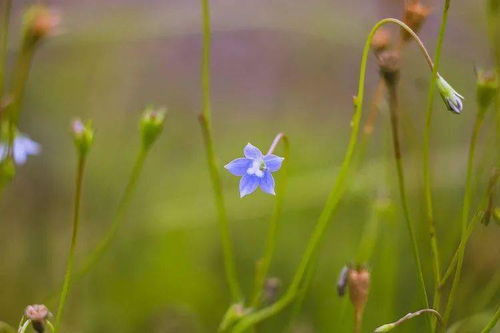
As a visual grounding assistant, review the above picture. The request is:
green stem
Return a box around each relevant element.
[0,0,11,101]
[54,155,87,332]
[422,0,451,322]
[386,75,431,327]
[232,18,432,332]
[442,109,486,329]
[199,0,242,301]
[250,133,289,308]
[481,305,500,333]
[76,148,148,278]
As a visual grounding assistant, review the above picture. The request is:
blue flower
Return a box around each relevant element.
[0,134,41,165]
[225,143,284,197]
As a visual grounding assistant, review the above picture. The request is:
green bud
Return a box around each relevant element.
[476,68,498,112]
[71,119,94,156]
[436,74,464,114]
[140,106,166,150]
[374,323,396,332]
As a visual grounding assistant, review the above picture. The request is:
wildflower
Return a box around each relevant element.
[71,119,94,156]
[436,74,464,114]
[225,143,284,197]
[337,265,350,297]
[347,266,371,321]
[24,304,52,333]
[263,277,281,304]
[0,133,40,165]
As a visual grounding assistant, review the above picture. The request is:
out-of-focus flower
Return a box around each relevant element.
[0,133,40,165]
[337,265,350,297]
[225,143,284,197]
[24,304,52,333]
[436,74,464,114]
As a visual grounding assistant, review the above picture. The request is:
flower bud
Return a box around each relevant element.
[140,106,166,151]
[436,74,464,114]
[371,28,391,55]
[23,5,60,46]
[25,304,52,333]
[475,68,498,112]
[347,267,371,315]
[71,119,94,157]
[374,323,397,332]
[401,1,431,42]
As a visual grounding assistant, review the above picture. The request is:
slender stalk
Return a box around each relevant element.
[374,309,441,332]
[442,109,486,328]
[422,0,451,320]
[76,148,148,278]
[0,0,11,100]
[481,305,500,333]
[199,0,242,301]
[385,73,430,322]
[250,133,289,308]
[232,18,432,332]
[54,155,87,332]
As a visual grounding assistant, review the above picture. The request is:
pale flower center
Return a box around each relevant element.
[247,159,266,178]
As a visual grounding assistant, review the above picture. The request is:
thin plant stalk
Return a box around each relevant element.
[76,148,148,278]
[0,0,11,100]
[198,0,242,301]
[54,155,87,331]
[385,69,431,329]
[480,305,500,333]
[442,107,487,328]
[422,0,451,320]
[250,133,289,308]
[232,19,433,332]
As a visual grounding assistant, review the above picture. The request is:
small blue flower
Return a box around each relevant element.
[225,143,284,198]
[0,133,41,165]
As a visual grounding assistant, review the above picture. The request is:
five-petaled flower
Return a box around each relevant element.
[225,143,284,198]
[0,133,41,165]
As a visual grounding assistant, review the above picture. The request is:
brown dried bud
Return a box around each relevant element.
[377,50,400,86]
[401,1,431,42]
[347,267,371,315]
[371,28,392,54]
[23,5,60,46]
[263,277,281,304]
[25,304,52,333]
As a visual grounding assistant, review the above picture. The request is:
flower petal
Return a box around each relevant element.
[225,158,252,176]
[243,143,263,160]
[264,154,284,172]
[239,174,260,197]
[13,142,28,165]
[18,135,41,155]
[259,171,275,195]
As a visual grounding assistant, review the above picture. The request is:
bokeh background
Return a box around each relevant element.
[0,0,498,332]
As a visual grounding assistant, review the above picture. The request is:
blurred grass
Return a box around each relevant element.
[0,0,498,332]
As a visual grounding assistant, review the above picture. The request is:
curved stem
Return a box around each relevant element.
[54,155,87,332]
[199,0,242,301]
[375,308,441,332]
[422,0,451,322]
[250,134,289,308]
[442,108,486,328]
[231,18,433,332]
[480,304,500,333]
[386,74,430,322]
[76,148,148,278]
